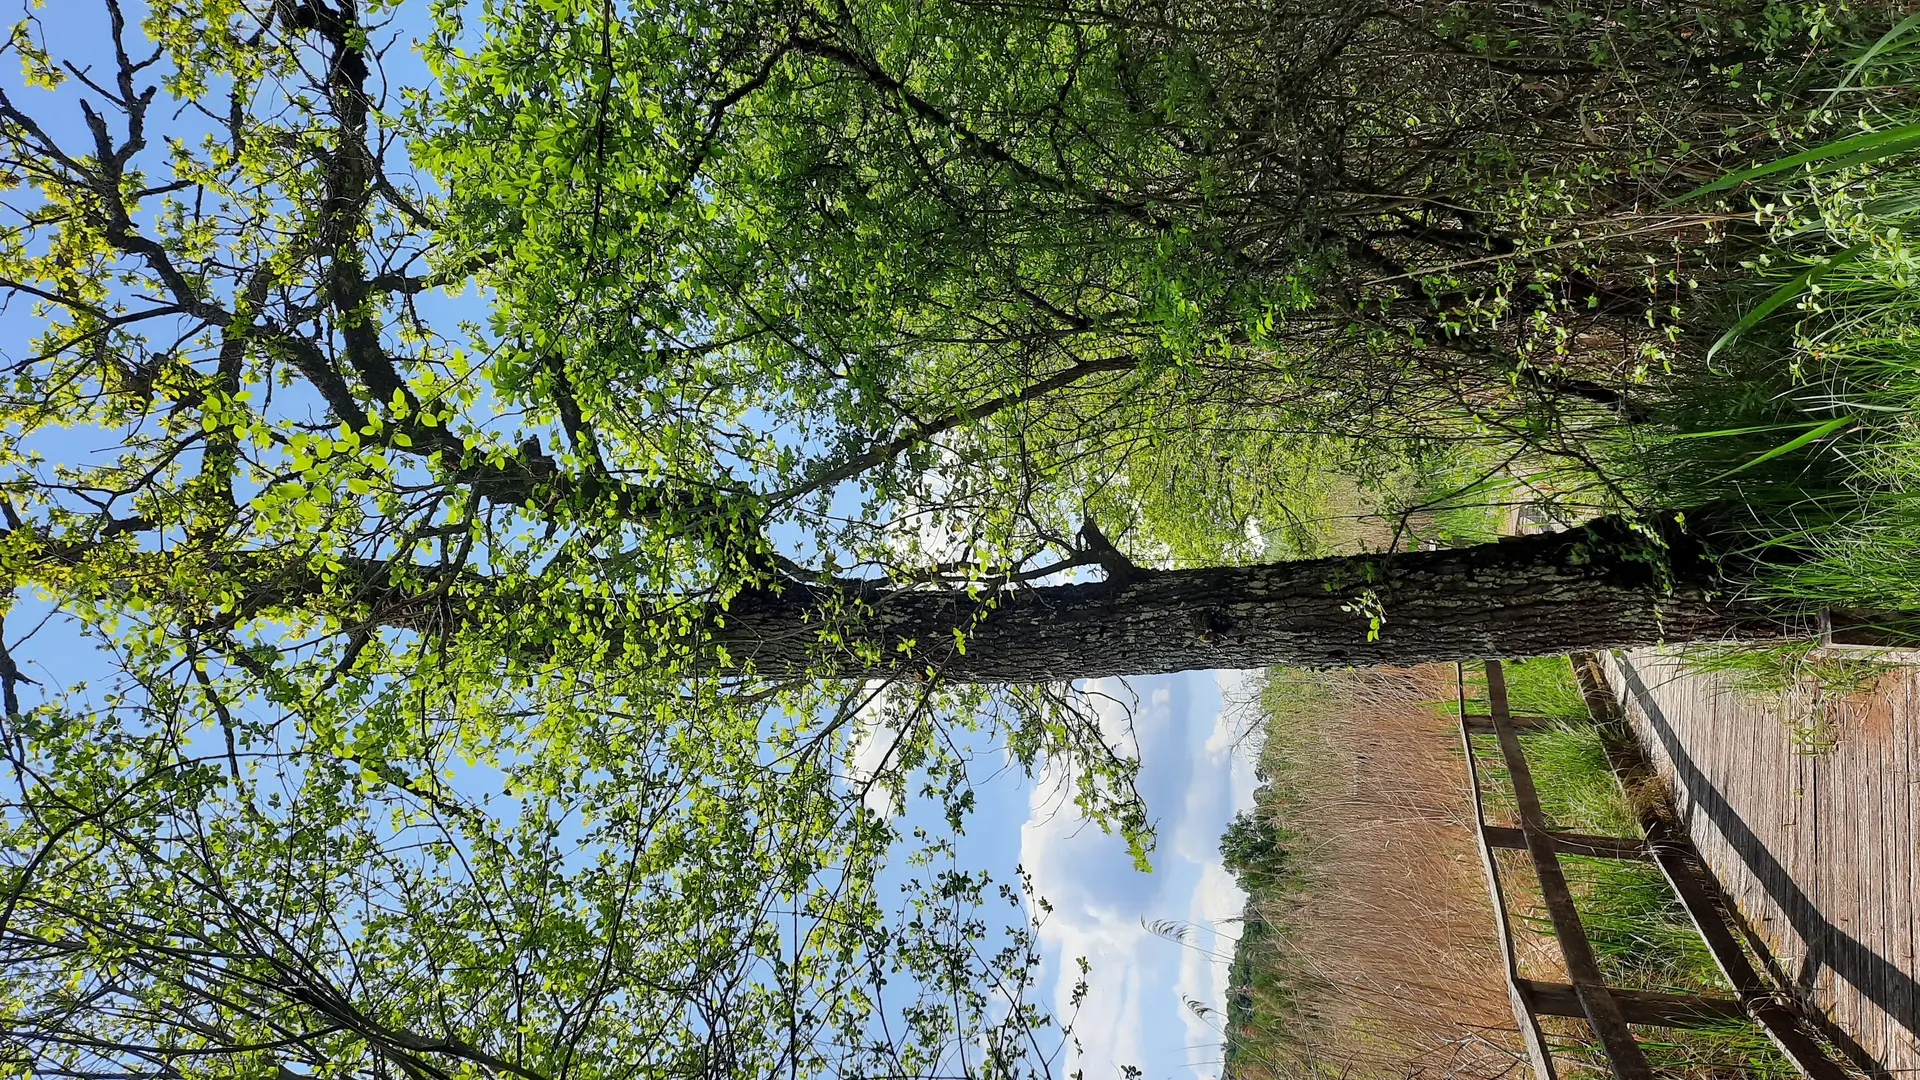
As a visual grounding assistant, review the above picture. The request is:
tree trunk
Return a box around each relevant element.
[715,515,1794,681]
[60,512,1804,683]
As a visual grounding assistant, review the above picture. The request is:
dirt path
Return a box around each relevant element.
[1602,650,1920,1077]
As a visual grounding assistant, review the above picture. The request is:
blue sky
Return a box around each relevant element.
[841,668,1263,1079]
[1015,670,1261,1080]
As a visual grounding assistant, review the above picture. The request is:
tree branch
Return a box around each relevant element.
[773,353,1139,501]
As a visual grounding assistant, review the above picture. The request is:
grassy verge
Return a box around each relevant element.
[1580,20,1920,626]
[1678,640,1896,752]
[1220,666,1523,1080]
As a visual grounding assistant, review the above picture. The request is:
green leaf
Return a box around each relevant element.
[1705,243,1870,363]
[1709,416,1855,482]
[1671,127,1920,203]
[1670,420,1844,440]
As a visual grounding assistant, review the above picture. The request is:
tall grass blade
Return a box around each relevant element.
[1822,11,1920,111]
[1705,244,1870,363]
[1802,142,1920,179]
[1863,192,1920,219]
[1672,127,1920,202]
[1708,415,1855,481]
[1670,420,1847,440]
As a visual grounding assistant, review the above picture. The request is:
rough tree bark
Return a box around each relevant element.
[715,514,1797,681]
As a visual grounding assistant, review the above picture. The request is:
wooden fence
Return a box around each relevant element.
[1457,653,1853,1080]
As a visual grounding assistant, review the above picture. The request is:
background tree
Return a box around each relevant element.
[1218,810,1290,897]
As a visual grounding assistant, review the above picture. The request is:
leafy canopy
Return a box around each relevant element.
[0,0,1843,1076]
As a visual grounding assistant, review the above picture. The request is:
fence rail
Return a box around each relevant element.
[1457,654,1852,1080]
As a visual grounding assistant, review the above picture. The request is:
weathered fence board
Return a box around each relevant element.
[1458,663,1560,1080]
[1518,980,1744,1027]
[1479,826,1649,861]
[1483,660,1654,1080]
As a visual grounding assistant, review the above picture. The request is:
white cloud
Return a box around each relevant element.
[844,680,910,813]
[1018,671,1260,1080]
[1175,860,1249,1076]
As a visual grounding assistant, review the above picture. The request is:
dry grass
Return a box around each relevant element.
[1227,664,1527,1080]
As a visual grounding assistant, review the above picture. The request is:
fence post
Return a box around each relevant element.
[1483,659,1654,1080]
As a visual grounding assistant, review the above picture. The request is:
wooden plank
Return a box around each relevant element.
[1909,670,1920,1075]
[1809,717,1839,1034]
[1462,712,1558,735]
[1572,652,1855,1080]
[1484,659,1654,1080]
[1860,694,1886,1061]
[1457,663,1558,1080]
[1790,685,1815,986]
[1906,672,1920,1073]
[1518,979,1746,1027]
[1481,824,1650,861]
[1868,684,1912,1073]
